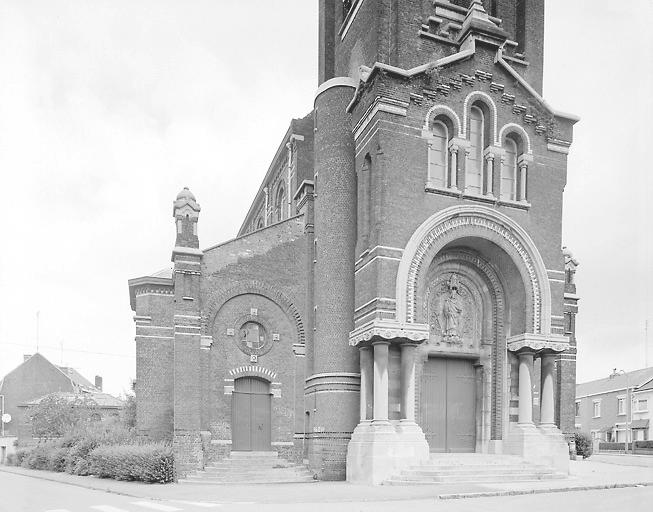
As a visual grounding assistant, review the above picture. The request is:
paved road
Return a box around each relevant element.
[2,471,653,512]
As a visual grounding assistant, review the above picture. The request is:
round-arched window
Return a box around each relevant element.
[239,322,267,351]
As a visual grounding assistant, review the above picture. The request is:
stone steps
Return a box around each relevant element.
[383,453,566,485]
[178,451,315,485]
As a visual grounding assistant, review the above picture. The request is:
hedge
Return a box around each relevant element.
[634,440,653,449]
[88,444,174,483]
[599,442,632,451]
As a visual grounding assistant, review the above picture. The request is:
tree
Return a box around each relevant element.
[121,394,136,429]
[28,394,98,439]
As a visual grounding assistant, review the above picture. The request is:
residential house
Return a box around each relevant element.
[575,367,653,443]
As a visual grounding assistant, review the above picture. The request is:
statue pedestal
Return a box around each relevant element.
[346,420,429,485]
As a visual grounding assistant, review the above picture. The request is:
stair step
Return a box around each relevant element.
[385,473,565,485]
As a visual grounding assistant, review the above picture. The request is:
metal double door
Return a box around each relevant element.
[421,357,476,453]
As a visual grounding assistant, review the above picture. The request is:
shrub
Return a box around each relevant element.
[23,444,52,470]
[89,443,174,483]
[575,431,593,459]
[634,440,653,449]
[47,446,69,472]
[14,448,30,466]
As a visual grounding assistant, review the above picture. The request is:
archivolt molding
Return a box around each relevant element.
[396,205,551,335]
[203,280,305,345]
[462,91,499,145]
[498,123,533,155]
[423,104,462,136]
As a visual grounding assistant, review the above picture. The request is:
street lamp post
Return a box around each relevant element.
[610,369,630,454]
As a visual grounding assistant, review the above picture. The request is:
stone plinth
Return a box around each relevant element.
[505,423,569,474]
[346,420,429,485]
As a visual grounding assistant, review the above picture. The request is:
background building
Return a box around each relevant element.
[129,0,580,483]
[575,367,653,443]
[0,353,118,461]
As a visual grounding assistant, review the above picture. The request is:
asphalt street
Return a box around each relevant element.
[2,471,653,512]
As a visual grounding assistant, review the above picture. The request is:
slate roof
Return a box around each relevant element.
[576,367,653,398]
[21,391,124,409]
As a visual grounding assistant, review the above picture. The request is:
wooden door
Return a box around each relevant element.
[232,377,272,451]
[420,358,476,453]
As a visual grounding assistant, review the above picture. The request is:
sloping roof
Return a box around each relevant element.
[55,366,97,391]
[576,367,653,398]
[21,391,124,409]
[635,377,653,393]
[149,267,173,279]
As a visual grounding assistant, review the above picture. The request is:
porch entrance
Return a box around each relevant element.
[231,377,272,451]
[420,357,476,453]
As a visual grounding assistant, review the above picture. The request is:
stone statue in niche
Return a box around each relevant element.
[425,272,480,348]
[442,274,463,342]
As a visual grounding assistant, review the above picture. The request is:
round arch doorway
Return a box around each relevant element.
[232,376,272,451]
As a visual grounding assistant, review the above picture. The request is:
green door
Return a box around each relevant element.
[420,358,476,453]
[232,377,272,451]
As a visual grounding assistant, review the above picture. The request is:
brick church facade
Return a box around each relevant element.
[128,0,580,483]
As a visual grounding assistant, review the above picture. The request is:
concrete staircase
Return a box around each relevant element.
[178,451,315,484]
[384,453,566,485]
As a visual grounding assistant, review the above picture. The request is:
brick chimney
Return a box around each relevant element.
[94,375,103,391]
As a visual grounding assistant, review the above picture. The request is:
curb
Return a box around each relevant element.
[438,481,653,500]
[0,466,156,500]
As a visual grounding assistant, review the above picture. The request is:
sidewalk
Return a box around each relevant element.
[1,457,652,504]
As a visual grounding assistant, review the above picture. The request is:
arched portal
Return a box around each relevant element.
[395,206,552,450]
[232,376,272,451]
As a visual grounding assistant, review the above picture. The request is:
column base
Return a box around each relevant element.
[505,423,569,474]
[346,420,429,485]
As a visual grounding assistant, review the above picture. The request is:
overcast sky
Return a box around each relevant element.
[0,0,651,397]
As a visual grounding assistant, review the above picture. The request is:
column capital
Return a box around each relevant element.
[349,319,430,346]
[507,333,569,354]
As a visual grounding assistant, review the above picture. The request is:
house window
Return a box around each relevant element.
[617,397,626,416]
[501,138,518,201]
[466,106,484,195]
[428,121,448,189]
[575,401,581,417]
[635,398,648,412]
[593,400,601,418]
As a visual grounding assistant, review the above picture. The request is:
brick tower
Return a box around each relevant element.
[315,0,579,482]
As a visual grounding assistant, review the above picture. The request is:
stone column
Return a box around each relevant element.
[484,152,495,197]
[539,353,556,428]
[518,351,535,426]
[359,346,373,422]
[373,341,390,424]
[400,343,418,422]
[519,161,528,202]
[448,142,459,190]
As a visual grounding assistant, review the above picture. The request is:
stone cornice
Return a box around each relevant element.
[349,319,430,346]
[507,333,570,354]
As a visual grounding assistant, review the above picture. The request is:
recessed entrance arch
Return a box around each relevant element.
[232,376,272,451]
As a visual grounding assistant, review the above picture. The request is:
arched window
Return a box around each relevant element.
[275,185,285,222]
[501,137,518,201]
[428,121,448,189]
[255,217,264,230]
[466,106,484,195]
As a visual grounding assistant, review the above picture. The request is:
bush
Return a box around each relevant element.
[13,448,30,466]
[23,443,53,470]
[634,440,653,449]
[575,431,593,459]
[89,443,174,483]
[47,446,69,472]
